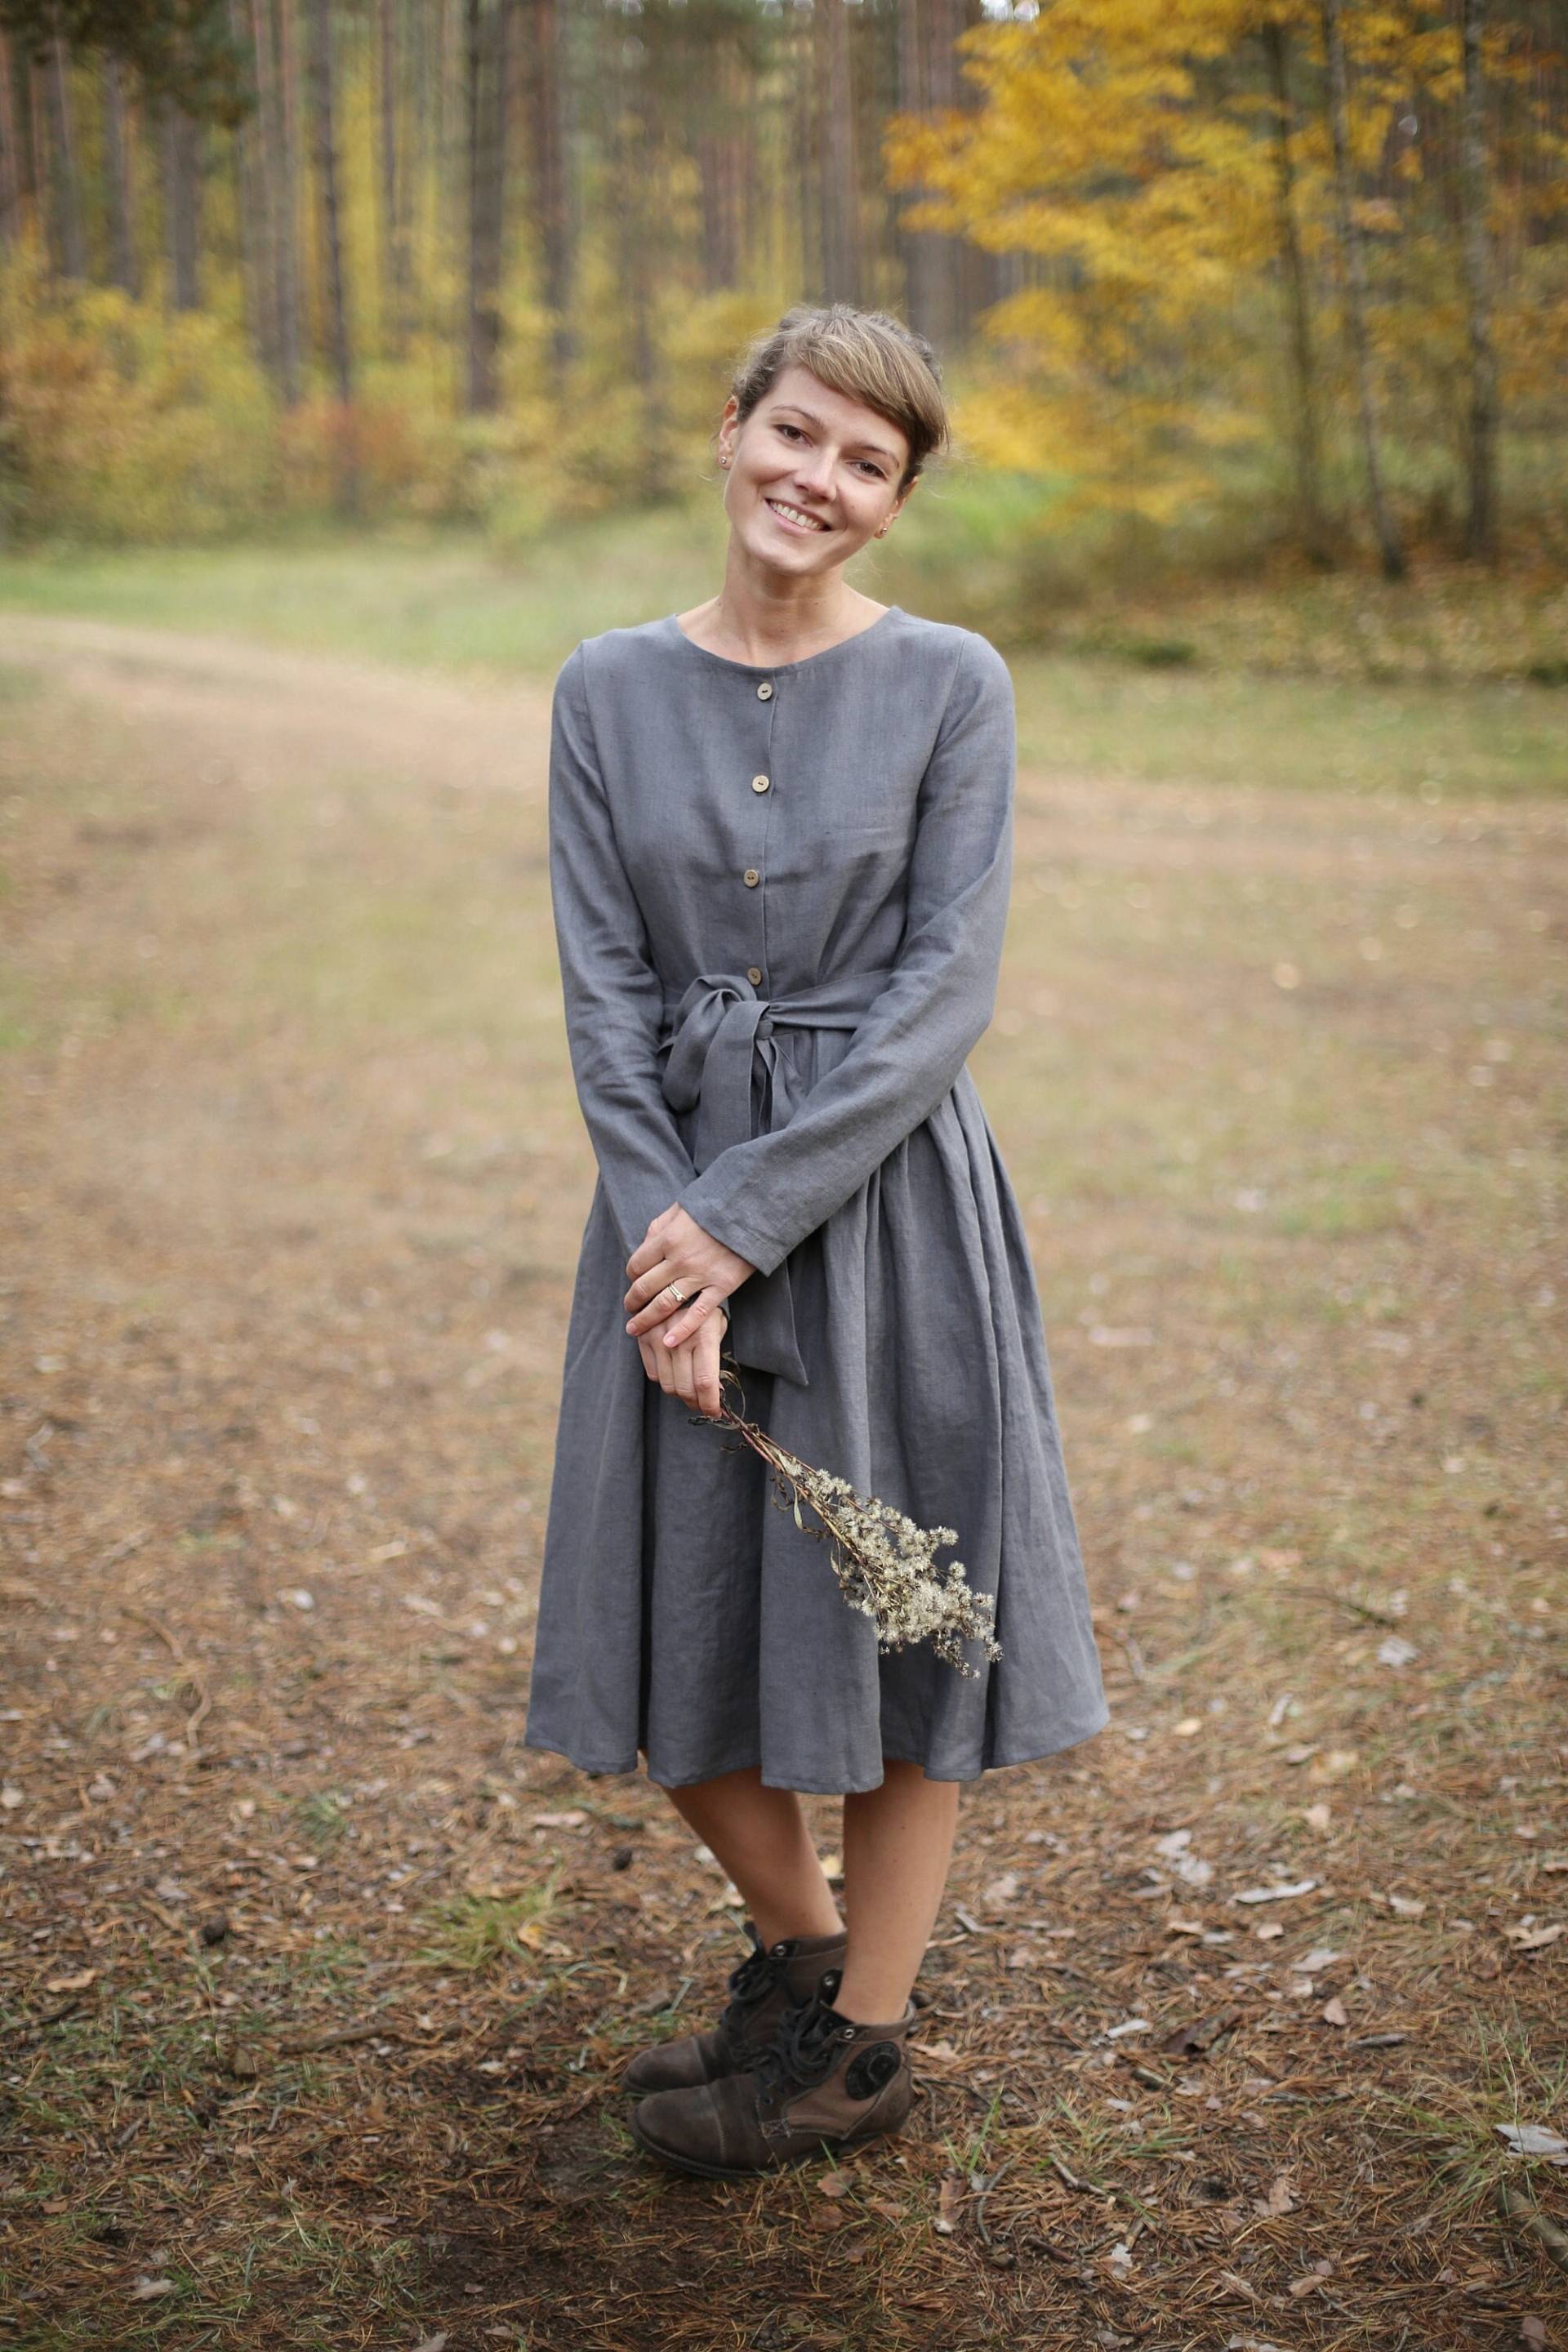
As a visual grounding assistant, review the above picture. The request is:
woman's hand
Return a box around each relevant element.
[637,1301,729,1420]
[624,1205,754,1354]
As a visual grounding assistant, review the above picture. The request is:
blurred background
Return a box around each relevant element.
[0,0,1564,675]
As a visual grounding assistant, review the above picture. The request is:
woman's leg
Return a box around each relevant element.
[834,1759,961,2023]
[657,1764,842,1948]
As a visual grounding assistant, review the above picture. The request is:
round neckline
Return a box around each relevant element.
[662,604,902,676]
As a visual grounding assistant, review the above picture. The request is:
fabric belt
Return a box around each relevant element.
[657,966,895,1387]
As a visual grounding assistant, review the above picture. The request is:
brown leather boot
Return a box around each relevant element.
[628,1967,918,2178]
[620,1918,849,2096]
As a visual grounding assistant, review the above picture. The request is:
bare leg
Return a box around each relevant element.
[657,1764,842,1948]
[835,1759,961,2024]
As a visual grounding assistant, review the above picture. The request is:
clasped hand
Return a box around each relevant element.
[623,1205,753,1422]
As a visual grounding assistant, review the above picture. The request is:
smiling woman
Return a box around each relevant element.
[523,301,1109,2182]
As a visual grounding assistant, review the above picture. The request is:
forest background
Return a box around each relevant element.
[0,0,1565,663]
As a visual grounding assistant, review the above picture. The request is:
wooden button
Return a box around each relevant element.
[746,966,763,984]
[743,868,760,887]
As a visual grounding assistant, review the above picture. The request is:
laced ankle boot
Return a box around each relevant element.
[627,1966,918,2177]
[620,1918,849,2096]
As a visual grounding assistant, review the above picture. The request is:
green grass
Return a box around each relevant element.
[0,520,1562,798]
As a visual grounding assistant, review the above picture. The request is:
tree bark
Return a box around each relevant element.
[229,0,274,369]
[158,93,203,311]
[813,0,860,303]
[101,51,138,296]
[520,0,573,384]
[255,0,302,404]
[43,29,87,282]
[0,35,29,252]
[1262,19,1330,566]
[307,0,356,508]
[1459,0,1499,562]
[1321,0,1405,580]
[466,0,508,412]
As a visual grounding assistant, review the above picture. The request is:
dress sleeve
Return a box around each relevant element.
[549,642,701,1266]
[673,630,1015,1279]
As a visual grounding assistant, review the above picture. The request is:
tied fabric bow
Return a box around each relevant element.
[657,966,893,1388]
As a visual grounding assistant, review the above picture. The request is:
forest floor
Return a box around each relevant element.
[1,612,1565,2350]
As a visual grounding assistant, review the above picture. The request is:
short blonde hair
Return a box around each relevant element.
[725,303,950,497]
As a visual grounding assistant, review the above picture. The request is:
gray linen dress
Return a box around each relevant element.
[523,604,1109,1794]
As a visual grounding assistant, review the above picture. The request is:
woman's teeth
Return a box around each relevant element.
[766,499,828,532]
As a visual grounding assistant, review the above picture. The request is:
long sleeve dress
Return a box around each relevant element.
[522,605,1110,1795]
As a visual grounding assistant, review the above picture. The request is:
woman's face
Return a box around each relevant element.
[717,363,912,579]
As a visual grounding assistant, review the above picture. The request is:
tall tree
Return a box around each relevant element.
[376,0,410,355]
[1261,14,1330,565]
[42,22,87,280]
[1458,0,1499,561]
[158,91,203,309]
[519,0,572,384]
[101,49,138,292]
[306,0,354,506]
[465,0,507,412]
[813,0,861,301]
[1320,0,1405,578]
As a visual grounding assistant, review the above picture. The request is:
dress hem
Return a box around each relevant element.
[520,1702,1111,1797]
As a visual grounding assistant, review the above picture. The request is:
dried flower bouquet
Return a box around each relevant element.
[693,1359,1002,1678]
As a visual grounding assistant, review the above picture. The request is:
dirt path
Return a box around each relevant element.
[2,618,1564,2349]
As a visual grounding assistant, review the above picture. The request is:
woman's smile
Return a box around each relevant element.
[764,496,832,534]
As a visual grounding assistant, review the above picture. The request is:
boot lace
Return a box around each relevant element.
[748,1990,849,2104]
[715,1933,792,2052]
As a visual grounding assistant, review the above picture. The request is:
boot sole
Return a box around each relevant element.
[627,2105,900,2180]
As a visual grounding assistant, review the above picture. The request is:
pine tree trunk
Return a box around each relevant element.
[1263,20,1330,566]
[1320,0,1405,580]
[308,0,356,509]
[1459,0,1499,562]
[466,0,508,412]
[0,35,29,252]
[159,94,203,311]
[101,51,138,296]
[377,0,411,358]
[43,29,87,283]
[229,0,275,371]
[521,0,573,385]
[814,0,860,303]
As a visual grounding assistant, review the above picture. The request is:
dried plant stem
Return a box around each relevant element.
[701,1361,1002,1678]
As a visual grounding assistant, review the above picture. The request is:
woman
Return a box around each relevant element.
[524,303,1109,2180]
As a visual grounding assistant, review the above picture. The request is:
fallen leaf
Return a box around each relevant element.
[867,2197,908,2221]
[1388,1892,1427,1917]
[1321,1996,1349,2026]
[1234,1880,1317,1905]
[530,1810,586,1829]
[128,2279,175,2301]
[982,1872,1020,1905]
[1495,2123,1568,2160]
[1219,2269,1259,2300]
[935,2173,963,2234]
[817,2170,850,2198]
[1503,1922,1565,1951]
[44,1969,97,1993]
[1253,2172,1298,2217]
[1173,1717,1203,1737]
